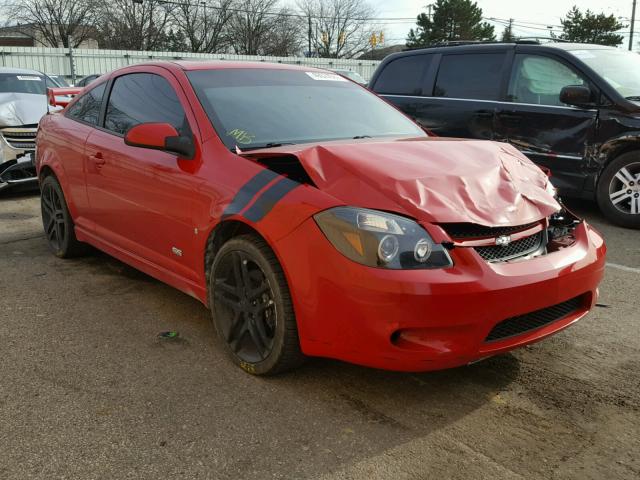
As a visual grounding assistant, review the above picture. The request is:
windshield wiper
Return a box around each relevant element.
[625,96,640,101]
[239,142,296,151]
[352,135,372,139]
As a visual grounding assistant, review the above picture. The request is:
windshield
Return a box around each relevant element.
[0,73,46,95]
[187,68,424,150]
[571,48,640,98]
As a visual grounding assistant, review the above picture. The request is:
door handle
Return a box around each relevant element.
[88,152,105,167]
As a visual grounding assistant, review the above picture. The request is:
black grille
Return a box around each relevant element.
[485,296,584,342]
[474,232,544,262]
[440,221,539,239]
[1,127,37,150]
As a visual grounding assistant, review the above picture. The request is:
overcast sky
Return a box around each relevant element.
[371,0,639,48]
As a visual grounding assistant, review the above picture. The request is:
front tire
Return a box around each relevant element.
[597,152,640,229]
[40,175,87,257]
[208,234,304,375]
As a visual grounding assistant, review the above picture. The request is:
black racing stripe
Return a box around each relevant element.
[243,177,301,222]
[222,169,279,218]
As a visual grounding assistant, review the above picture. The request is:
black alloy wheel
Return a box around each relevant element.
[209,235,304,375]
[40,175,87,257]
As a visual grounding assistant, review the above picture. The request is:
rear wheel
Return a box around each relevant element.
[597,152,640,229]
[208,235,304,375]
[40,175,87,257]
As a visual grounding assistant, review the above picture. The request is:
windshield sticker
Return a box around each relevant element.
[228,128,255,145]
[305,72,348,82]
[16,76,42,81]
[571,50,596,59]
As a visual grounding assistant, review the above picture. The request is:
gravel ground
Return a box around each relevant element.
[0,191,638,480]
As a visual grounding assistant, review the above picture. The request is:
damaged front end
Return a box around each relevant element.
[0,125,38,191]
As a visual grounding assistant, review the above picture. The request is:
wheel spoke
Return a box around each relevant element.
[228,316,248,353]
[247,320,267,358]
[247,282,269,300]
[616,167,636,186]
[214,289,241,311]
[232,252,244,287]
[610,188,631,205]
[632,197,640,215]
[45,216,56,237]
[214,278,239,296]
[42,191,54,212]
[225,310,244,342]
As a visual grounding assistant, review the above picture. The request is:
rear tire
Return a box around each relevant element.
[40,175,88,258]
[208,234,305,375]
[596,152,640,229]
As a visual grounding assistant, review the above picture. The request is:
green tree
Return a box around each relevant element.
[501,22,515,42]
[558,6,626,46]
[406,0,495,48]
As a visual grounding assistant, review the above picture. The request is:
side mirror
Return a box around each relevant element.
[560,85,593,107]
[124,123,195,159]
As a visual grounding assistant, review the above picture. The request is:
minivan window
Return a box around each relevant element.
[508,55,586,106]
[66,82,106,126]
[374,55,433,95]
[104,73,187,136]
[434,53,505,100]
[570,48,640,99]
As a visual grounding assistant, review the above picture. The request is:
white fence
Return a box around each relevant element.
[0,47,381,81]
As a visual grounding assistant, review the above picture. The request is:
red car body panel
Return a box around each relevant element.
[36,61,606,372]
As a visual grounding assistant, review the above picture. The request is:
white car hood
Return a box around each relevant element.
[0,92,48,127]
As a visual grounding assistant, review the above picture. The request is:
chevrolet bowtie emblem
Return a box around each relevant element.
[496,235,512,247]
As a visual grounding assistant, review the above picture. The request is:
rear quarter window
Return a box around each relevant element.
[373,55,433,95]
[434,53,506,100]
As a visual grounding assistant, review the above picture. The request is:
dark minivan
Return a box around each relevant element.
[370,41,640,228]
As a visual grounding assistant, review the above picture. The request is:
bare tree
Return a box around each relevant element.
[298,0,376,58]
[96,0,173,51]
[4,0,100,48]
[263,7,304,56]
[227,0,302,55]
[171,0,235,53]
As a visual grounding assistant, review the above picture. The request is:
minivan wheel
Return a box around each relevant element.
[40,175,88,257]
[597,152,640,229]
[209,234,305,375]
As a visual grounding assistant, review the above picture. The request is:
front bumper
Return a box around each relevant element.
[275,219,606,372]
[0,130,38,191]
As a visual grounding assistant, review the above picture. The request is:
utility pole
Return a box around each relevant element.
[427,4,433,20]
[630,0,637,51]
[308,16,312,57]
[68,36,76,85]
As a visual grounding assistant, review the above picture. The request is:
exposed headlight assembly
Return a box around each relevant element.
[314,207,453,269]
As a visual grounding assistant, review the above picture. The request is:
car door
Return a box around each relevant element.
[49,81,107,231]
[84,69,201,282]
[494,52,598,194]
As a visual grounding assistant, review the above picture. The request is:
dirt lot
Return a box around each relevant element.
[1,191,638,480]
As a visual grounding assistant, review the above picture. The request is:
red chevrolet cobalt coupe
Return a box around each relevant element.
[36,62,606,375]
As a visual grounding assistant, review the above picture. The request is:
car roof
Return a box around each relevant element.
[120,60,327,74]
[397,41,616,56]
[0,66,44,75]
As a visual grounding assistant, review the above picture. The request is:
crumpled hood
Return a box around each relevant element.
[0,92,48,127]
[242,137,561,226]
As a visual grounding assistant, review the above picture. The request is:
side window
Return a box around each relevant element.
[66,82,106,126]
[507,55,587,106]
[373,55,433,95]
[104,73,188,136]
[434,53,505,100]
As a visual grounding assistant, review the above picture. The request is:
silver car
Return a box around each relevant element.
[0,67,51,191]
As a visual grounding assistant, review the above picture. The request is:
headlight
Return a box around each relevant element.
[314,207,453,269]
